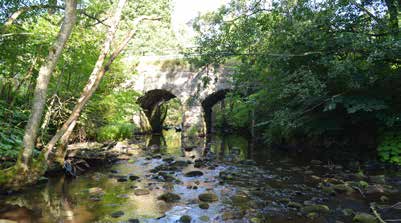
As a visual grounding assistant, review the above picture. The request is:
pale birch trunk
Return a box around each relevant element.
[44,0,127,162]
[20,0,77,170]
[45,15,161,166]
[0,0,77,191]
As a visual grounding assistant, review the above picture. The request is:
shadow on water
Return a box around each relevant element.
[0,130,400,222]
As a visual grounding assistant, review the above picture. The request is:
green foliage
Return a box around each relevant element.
[192,0,401,151]
[0,102,27,159]
[97,123,135,142]
[1,0,179,147]
[84,90,141,142]
[214,93,253,130]
[163,98,183,127]
[378,132,401,165]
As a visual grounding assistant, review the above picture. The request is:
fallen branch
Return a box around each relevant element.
[370,202,387,223]
[352,186,366,198]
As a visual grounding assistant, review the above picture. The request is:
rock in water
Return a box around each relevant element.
[353,213,378,223]
[199,202,209,209]
[129,175,140,181]
[134,189,150,196]
[184,170,204,177]
[301,204,330,214]
[288,201,303,209]
[117,177,128,182]
[231,193,250,207]
[110,211,124,218]
[199,193,218,202]
[179,215,192,223]
[88,187,103,195]
[333,184,354,194]
[158,192,181,202]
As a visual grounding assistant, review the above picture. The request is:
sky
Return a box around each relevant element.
[172,0,229,47]
[172,0,229,25]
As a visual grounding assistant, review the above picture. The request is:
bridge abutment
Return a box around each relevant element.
[181,102,206,147]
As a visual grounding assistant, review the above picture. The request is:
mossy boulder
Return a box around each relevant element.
[179,215,192,223]
[199,202,209,209]
[184,170,203,177]
[333,184,354,194]
[301,204,330,214]
[199,192,218,202]
[288,201,303,209]
[230,193,250,208]
[158,192,181,202]
[307,212,318,219]
[0,153,47,191]
[110,211,124,218]
[250,217,263,223]
[353,213,378,223]
[134,188,150,196]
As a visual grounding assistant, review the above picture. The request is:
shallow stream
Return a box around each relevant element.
[0,131,400,223]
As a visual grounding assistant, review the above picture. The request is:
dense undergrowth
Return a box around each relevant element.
[0,102,27,161]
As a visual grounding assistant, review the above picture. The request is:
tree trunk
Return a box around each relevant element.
[0,0,77,191]
[45,15,161,167]
[44,0,127,163]
[20,0,77,170]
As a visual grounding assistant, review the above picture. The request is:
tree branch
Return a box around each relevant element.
[107,15,162,65]
[3,4,109,29]
[350,0,384,26]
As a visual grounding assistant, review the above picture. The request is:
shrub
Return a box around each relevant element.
[97,123,136,142]
[378,132,401,165]
[0,102,27,160]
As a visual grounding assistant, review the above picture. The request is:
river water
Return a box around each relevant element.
[0,130,400,223]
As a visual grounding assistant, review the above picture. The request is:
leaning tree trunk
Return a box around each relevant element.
[0,0,77,191]
[44,0,127,167]
[45,15,161,168]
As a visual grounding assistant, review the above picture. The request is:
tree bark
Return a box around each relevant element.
[20,0,77,170]
[45,15,161,166]
[44,0,127,161]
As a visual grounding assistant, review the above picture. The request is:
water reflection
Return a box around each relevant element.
[1,131,400,222]
[0,131,257,223]
[143,130,257,162]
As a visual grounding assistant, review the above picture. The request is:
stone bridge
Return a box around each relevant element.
[121,55,233,141]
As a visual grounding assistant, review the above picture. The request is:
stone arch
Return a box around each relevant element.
[201,89,230,134]
[137,89,180,133]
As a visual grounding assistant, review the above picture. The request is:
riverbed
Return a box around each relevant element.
[0,130,400,222]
